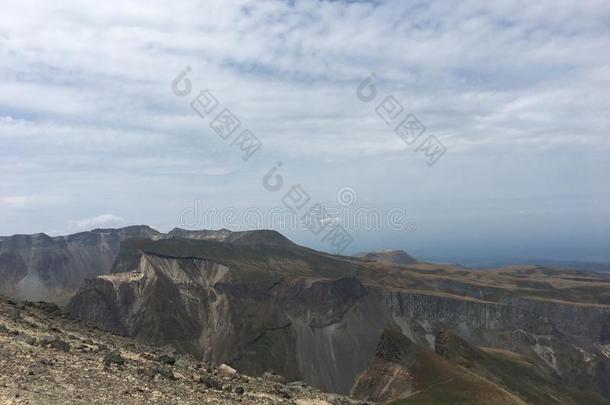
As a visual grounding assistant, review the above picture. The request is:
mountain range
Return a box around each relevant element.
[1,226,609,403]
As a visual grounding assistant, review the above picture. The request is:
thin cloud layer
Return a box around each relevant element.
[0,0,609,261]
[69,214,126,231]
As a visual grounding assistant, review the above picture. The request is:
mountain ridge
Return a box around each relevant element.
[2,226,610,401]
[0,226,296,303]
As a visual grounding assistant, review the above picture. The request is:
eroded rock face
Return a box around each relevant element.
[0,226,162,303]
[67,251,387,394]
[0,296,361,405]
[0,226,292,304]
[66,238,610,399]
[69,254,230,345]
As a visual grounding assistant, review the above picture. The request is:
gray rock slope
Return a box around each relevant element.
[0,226,292,303]
[0,226,161,303]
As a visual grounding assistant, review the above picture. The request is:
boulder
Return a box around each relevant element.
[152,365,175,380]
[199,375,223,390]
[104,350,125,366]
[263,372,287,384]
[217,363,237,378]
[157,354,176,365]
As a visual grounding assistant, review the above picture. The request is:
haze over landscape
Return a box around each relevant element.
[1,0,609,263]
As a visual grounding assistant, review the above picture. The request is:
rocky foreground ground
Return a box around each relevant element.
[0,297,365,405]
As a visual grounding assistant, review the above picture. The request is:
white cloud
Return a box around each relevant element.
[0,0,608,260]
[69,214,126,230]
[0,0,606,162]
[0,195,35,208]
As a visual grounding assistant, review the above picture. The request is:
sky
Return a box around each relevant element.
[0,0,609,263]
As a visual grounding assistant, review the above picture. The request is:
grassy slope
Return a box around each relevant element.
[389,349,525,405]
[392,331,610,405]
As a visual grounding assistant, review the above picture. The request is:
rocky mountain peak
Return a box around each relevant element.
[91,225,163,239]
[166,228,294,247]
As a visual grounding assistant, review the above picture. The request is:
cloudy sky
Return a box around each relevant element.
[1,0,609,263]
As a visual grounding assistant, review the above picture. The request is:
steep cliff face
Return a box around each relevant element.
[385,290,609,348]
[67,254,230,344]
[0,226,292,304]
[67,248,388,394]
[385,291,610,400]
[0,226,161,303]
[0,296,361,405]
[66,237,610,401]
